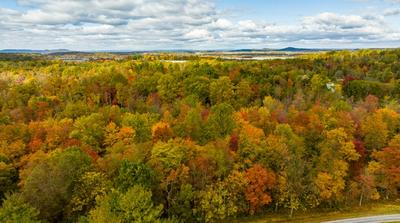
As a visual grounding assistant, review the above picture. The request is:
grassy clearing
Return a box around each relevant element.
[233,202,400,223]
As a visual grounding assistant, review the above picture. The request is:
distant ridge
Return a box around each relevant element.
[0,47,329,54]
[277,47,321,52]
[228,47,326,52]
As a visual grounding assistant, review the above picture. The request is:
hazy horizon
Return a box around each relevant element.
[2,46,400,52]
[1,0,400,50]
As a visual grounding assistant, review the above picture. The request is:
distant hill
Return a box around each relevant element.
[229,49,262,52]
[276,47,322,52]
[228,47,327,53]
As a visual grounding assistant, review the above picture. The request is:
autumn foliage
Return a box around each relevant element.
[244,164,275,214]
[1,50,400,222]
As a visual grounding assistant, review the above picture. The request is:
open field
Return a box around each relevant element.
[235,202,400,223]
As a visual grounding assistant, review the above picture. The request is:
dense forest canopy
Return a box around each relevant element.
[0,49,400,222]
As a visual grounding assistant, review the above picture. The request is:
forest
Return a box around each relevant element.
[0,49,399,223]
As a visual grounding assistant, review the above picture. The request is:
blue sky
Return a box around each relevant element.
[0,0,399,50]
[217,0,352,22]
[216,0,400,27]
[0,0,18,9]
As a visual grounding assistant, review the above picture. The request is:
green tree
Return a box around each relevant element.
[196,181,238,223]
[0,193,41,223]
[177,106,206,142]
[0,161,18,201]
[87,191,122,223]
[184,76,210,104]
[122,112,159,143]
[89,185,163,223]
[119,186,163,223]
[151,139,190,172]
[116,160,156,192]
[210,76,234,105]
[207,103,235,139]
[310,74,328,98]
[67,171,111,218]
[62,101,91,119]
[70,113,106,152]
[236,79,253,106]
[157,74,181,102]
[168,184,195,221]
[22,148,92,221]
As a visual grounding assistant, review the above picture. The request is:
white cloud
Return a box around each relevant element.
[384,8,400,16]
[238,20,258,31]
[300,13,387,38]
[20,10,74,25]
[184,29,212,40]
[303,13,369,29]
[0,1,399,50]
[211,19,233,30]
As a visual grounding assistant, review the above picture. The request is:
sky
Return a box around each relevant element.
[0,0,400,50]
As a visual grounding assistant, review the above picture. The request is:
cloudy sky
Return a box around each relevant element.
[0,0,400,50]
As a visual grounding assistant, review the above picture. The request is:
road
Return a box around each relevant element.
[323,214,400,223]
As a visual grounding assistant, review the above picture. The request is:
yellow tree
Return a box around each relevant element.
[361,113,389,151]
[316,128,359,203]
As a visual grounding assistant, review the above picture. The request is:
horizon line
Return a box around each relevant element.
[1,46,400,53]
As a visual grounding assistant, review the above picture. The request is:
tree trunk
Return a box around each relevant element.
[359,190,363,207]
[290,206,294,218]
